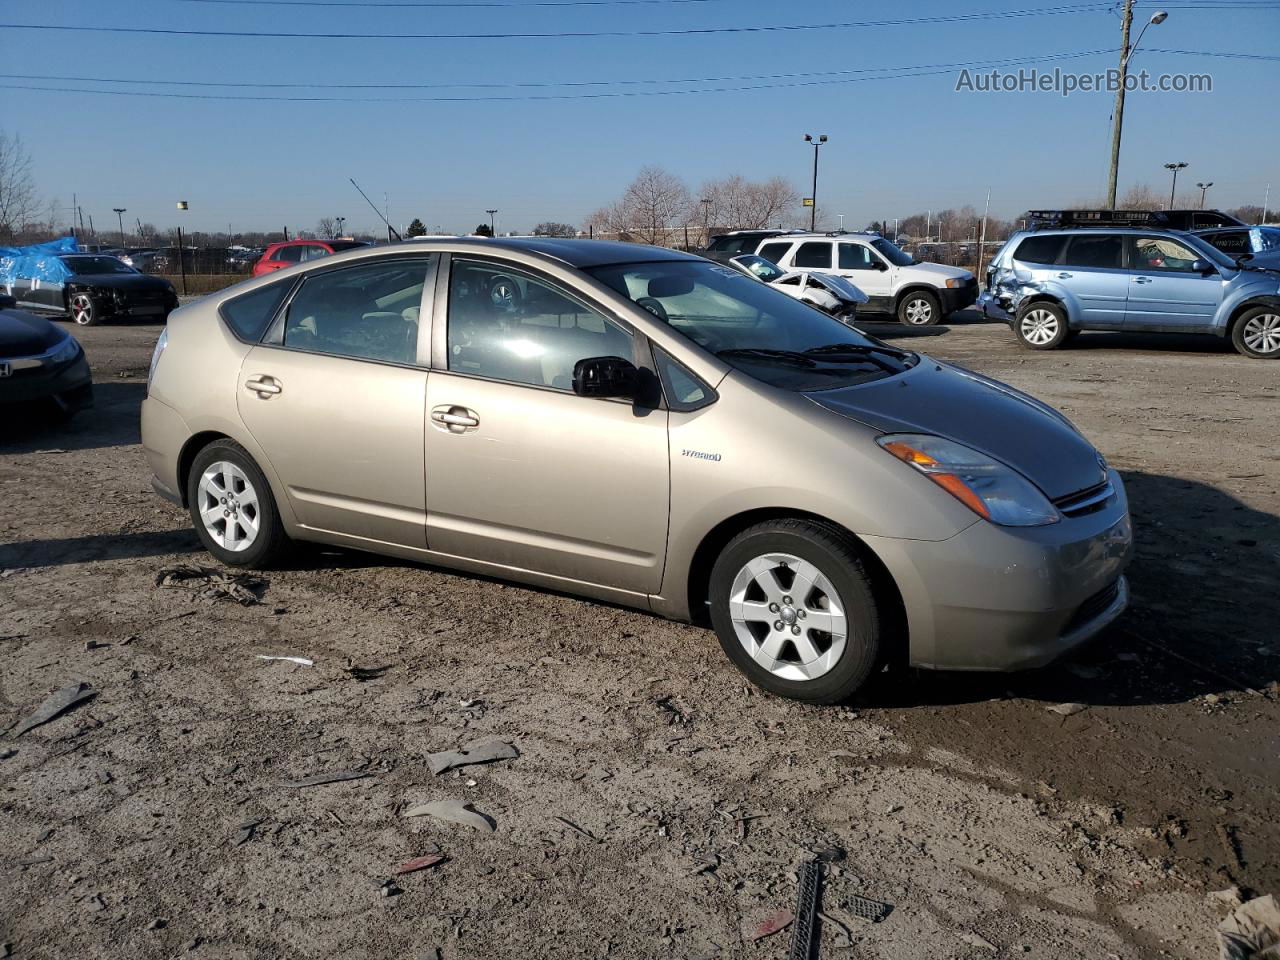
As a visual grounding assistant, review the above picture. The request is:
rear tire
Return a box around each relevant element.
[186,439,288,569]
[897,290,941,326]
[69,293,98,326]
[708,519,882,704]
[1231,306,1280,359]
[1015,302,1070,350]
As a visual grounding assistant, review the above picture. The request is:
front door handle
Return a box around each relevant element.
[1131,276,1152,284]
[1056,272,1073,279]
[431,405,479,433]
[244,375,282,397]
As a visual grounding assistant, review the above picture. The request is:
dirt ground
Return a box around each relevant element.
[2,310,1277,960]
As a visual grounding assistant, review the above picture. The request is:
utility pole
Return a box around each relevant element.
[72,192,77,239]
[803,134,827,232]
[1164,162,1188,208]
[1106,6,1168,208]
[1196,182,1213,208]
[977,187,991,282]
[700,197,711,246]
[486,208,497,236]
[1263,183,1271,225]
[113,207,127,246]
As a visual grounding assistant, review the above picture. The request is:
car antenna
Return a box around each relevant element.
[349,177,402,241]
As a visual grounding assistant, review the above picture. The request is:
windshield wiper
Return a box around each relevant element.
[804,342,913,361]
[716,348,816,368]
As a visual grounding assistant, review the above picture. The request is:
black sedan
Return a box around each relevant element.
[0,296,94,414]
[12,254,178,326]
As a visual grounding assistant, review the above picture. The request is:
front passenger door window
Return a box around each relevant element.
[446,259,632,391]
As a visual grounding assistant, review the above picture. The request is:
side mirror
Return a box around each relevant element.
[572,356,637,399]
[1191,258,1216,275]
[873,261,889,272]
[0,294,16,310]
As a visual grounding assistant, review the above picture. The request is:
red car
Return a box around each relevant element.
[251,239,369,277]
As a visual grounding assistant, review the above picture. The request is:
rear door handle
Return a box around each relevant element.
[1056,272,1073,279]
[245,375,282,397]
[431,405,479,432]
[1131,276,1152,284]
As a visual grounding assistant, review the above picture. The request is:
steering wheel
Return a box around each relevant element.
[636,297,669,322]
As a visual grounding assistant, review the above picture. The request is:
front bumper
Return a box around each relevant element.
[864,469,1134,671]
[940,280,979,315]
[0,353,94,411]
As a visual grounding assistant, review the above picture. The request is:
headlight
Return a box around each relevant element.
[878,434,1059,527]
[148,328,168,392]
[945,277,968,289]
[47,335,80,365]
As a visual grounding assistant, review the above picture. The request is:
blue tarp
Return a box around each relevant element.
[0,236,79,289]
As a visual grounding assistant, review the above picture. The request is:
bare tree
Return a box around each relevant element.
[532,221,577,238]
[698,175,799,236]
[316,217,337,238]
[0,131,38,239]
[619,166,693,245]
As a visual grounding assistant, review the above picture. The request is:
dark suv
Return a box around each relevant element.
[698,230,797,265]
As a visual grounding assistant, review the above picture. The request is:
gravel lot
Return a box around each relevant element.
[2,310,1277,959]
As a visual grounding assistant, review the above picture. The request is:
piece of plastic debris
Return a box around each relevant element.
[155,565,267,605]
[255,655,314,667]
[751,909,794,942]
[1218,894,1280,959]
[13,683,98,737]
[428,739,519,776]
[280,770,370,788]
[380,879,402,897]
[1046,702,1089,717]
[346,664,391,681]
[789,859,823,960]
[0,748,16,760]
[846,894,892,923]
[394,854,447,875]
[403,799,495,833]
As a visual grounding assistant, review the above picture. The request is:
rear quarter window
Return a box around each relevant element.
[757,241,793,265]
[1012,234,1066,265]
[220,278,292,342]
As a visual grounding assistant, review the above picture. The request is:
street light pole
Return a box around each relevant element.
[485,208,497,237]
[700,198,711,246]
[1105,5,1168,208]
[803,134,827,232]
[1196,182,1213,208]
[113,207,127,246]
[1164,162,1188,208]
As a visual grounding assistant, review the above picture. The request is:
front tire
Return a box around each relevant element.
[69,293,98,326]
[1015,302,1070,350]
[186,439,288,568]
[1231,306,1280,359]
[708,520,882,704]
[897,290,941,326]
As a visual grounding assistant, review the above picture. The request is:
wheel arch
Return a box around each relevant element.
[892,283,942,310]
[684,507,909,665]
[1225,295,1280,338]
[176,430,235,508]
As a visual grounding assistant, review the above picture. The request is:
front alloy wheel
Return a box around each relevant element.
[898,291,940,326]
[70,293,97,326]
[1232,308,1280,359]
[1015,302,1069,350]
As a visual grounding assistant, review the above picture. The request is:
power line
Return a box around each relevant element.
[175,0,776,6]
[0,52,1123,102]
[0,50,1117,92]
[0,5,1126,41]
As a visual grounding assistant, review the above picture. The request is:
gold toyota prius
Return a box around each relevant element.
[142,237,1133,702]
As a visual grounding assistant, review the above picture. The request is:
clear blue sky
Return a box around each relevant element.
[4,0,1278,236]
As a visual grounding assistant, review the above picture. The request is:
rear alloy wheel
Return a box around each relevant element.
[69,293,98,326]
[488,275,522,311]
[1015,302,1070,350]
[1232,307,1280,359]
[709,519,882,703]
[187,439,288,568]
[897,290,941,326]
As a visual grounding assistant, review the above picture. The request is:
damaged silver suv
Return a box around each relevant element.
[980,211,1280,358]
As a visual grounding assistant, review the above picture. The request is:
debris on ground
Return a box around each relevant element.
[959,931,999,952]
[749,909,794,942]
[0,748,16,760]
[403,799,495,833]
[280,770,370,788]
[552,815,603,844]
[427,739,519,776]
[11,682,98,737]
[654,695,692,726]
[255,654,314,667]
[1210,886,1247,909]
[232,819,261,846]
[1217,894,1280,959]
[789,858,823,960]
[394,854,446,875]
[846,894,892,924]
[346,664,391,682]
[1046,702,1089,717]
[155,565,267,605]
[379,878,402,898]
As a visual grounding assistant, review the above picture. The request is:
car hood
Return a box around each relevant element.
[903,261,972,281]
[808,359,1106,500]
[0,308,64,357]
[68,273,174,292]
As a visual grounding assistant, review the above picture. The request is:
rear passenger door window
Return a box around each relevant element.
[445,259,632,391]
[281,259,431,365]
[793,242,833,269]
[1062,234,1124,270]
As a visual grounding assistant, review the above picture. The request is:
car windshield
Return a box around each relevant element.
[586,259,916,391]
[870,238,916,266]
[62,256,137,275]
[327,241,369,252]
[1253,227,1280,253]
[1179,233,1241,268]
[730,255,786,282]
